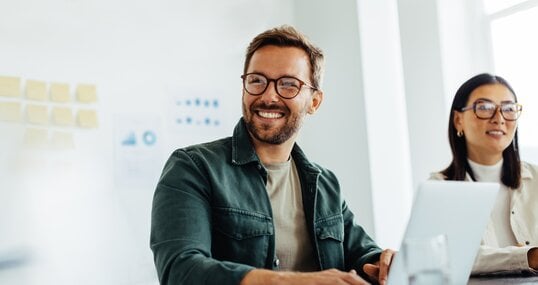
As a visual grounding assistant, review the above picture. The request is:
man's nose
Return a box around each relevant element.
[259,81,280,102]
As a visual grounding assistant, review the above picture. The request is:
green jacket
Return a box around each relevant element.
[150,118,382,285]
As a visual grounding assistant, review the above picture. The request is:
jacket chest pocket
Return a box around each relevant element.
[315,214,344,269]
[212,207,273,267]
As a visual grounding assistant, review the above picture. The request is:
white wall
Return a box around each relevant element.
[356,0,413,249]
[398,0,450,191]
[0,1,293,284]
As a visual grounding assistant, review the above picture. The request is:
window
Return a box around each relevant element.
[485,0,538,161]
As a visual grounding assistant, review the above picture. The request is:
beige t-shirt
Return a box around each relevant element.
[264,158,318,271]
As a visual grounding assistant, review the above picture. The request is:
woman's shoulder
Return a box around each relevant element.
[521,161,538,178]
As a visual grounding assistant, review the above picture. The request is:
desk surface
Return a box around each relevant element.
[468,275,538,284]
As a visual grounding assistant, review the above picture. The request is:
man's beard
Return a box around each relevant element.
[242,101,306,145]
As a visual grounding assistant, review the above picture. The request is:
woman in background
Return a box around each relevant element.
[432,73,538,274]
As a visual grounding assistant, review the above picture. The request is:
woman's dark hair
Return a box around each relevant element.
[441,73,521,189]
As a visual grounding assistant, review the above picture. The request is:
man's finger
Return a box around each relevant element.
[362,263,379,279]
[378,249,396,285]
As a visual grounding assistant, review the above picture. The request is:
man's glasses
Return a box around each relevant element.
[241,73,317,99]
[460,99,523,121]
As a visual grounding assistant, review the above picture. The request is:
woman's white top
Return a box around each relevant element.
[431,161,538,274]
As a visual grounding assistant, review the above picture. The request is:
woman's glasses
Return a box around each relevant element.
[460,100,522,121]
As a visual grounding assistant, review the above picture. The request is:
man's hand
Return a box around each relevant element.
[241,268,371,285]
[363,249,396,285]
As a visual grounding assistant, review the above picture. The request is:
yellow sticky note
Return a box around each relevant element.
[50,83,70,102]
[24,128,48,148]
[0,76,21,97]
[76,84,97,103]
[26,80,47,101]
[51,131,75,149]
[51,107,74,126]
[0,102,22,122]
[26,104,49,125]
[77,109,98,128]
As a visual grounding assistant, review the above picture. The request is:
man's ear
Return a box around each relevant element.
[308,90,323,114]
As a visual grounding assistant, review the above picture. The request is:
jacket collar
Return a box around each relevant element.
[231,118,259,165]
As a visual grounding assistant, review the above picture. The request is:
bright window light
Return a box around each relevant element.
[490,5,538,149]
[483,0,529,14]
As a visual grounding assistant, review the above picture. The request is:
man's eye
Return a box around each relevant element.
[279,80,299,88]
[249,78,264,84]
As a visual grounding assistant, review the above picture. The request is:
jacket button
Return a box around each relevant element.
[526,241,530,245]
[257,164,262,170]
[511,211,515,214]
[274,258,280,267]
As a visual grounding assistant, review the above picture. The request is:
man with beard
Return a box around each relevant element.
[150,25,394,285]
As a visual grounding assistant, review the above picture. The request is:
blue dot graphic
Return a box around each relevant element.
[143,131,157,146]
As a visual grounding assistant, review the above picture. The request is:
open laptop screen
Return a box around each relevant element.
[387,181,499,285]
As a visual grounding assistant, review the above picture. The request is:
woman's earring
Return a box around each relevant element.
[457,130,464,137]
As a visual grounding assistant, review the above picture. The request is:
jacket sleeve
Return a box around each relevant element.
[472,245,535,274]
[150,150,254,285]
[341,200,383,278]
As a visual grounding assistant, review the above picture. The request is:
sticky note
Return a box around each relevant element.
[50,83,70,102]
[24,128,48,148]
[77,109,98,128]
[0,76,21,97]
[50,131,75,149]
[51,107,74,126]
[26,104,49,125]
[76,84,97,103]
[0,102,22,122]
[26,80,48,101]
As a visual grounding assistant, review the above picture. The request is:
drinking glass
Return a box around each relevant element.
[403,234,451,285]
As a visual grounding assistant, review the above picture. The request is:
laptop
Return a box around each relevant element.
[387,180,500,285]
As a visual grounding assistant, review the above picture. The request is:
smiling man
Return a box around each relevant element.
[150,25,394,285]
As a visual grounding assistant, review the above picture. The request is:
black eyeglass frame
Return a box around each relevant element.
[460,99,523,121]
[241,72,317,99]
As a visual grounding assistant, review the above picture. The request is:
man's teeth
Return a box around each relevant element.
[487,130,504,135]
[258,111,283,119]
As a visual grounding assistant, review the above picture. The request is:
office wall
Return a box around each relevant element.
[0,1,293,284]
